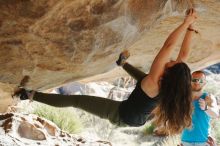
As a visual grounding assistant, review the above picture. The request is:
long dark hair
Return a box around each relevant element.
[152,62,192,135]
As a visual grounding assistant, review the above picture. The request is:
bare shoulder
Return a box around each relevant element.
[141,76,159,98]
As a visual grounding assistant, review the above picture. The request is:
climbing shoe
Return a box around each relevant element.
[13,88,34,100]
[116,50,130,66]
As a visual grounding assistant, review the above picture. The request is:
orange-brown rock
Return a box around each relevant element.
[0,112,111,146]
[0,0,220,112]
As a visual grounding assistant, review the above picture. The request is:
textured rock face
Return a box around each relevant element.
[0,1,220,111]
[0,113,111,146]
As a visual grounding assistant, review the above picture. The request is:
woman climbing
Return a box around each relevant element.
[14,9,198,135]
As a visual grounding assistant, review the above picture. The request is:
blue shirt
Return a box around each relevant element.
[181,92,211,142]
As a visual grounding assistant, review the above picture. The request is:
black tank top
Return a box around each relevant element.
[119,80,160,126]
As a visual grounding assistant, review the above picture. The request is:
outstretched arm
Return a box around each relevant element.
[148,22,189,82]
[142,9,197,97]
[177,9,198,62]
[176,25,194,62]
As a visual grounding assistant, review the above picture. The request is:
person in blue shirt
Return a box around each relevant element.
[181,70,219,146]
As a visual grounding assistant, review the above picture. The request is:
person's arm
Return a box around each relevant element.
[142,10,197,97]
[147,22,189,82]
[176,25,194,62]
[177,9,197,62]
[206,95,219,118]
[199,95,219,118]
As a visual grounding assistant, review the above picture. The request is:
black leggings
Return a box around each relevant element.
[33,63,147,125]
[122,63,146,81]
